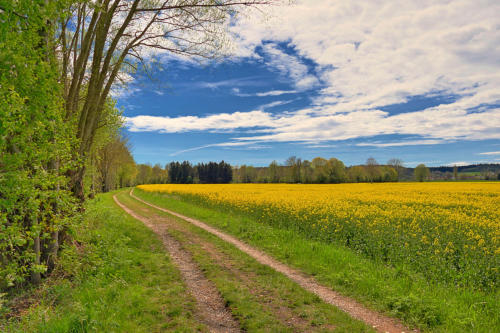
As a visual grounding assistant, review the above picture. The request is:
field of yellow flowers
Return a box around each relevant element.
[138,183,499,291]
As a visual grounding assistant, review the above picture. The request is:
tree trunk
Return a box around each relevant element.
[46,231,59,271]
[46,157,61,272]
[90,153,96,199]
[31,2,48,285]
[69,166,86,202]
[31,236,41,285]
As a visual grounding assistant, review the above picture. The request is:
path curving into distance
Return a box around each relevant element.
[113,194,241,333]
[126,189,415,333]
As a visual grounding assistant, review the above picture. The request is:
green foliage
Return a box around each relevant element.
[234,164,257,183]
[167,161,195,184]
[1,0,138,289]
[195,161,233,183]
[136,163,155,184]
[387,295,442,328]
[0,1,76,290]
[414,164,430,182]
[325,157,346,183]
[85,98,127,195]
[346,165,368,182]
[232,156,399,184]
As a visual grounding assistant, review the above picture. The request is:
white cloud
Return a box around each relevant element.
[446,161,473,166]
[111,86,141,99]
[127,1,500,146]
[170,141,261,156]
[405,160,443,167]
[255,90,298,97]
[223,144,272,151]
[257,100,293,110]
[479,151,500,155]
[110,72,139,98]
[356,139,447,147]
[304,144,338,149]
[259,43,319,90]
[126,104,500,142]
[229,0,500,126]
[194,77,260,90]
[232,88,298,97]
[126,111,274,133]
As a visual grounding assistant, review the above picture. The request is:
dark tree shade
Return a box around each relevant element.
[168,161,195,183]
[194,161,233,183]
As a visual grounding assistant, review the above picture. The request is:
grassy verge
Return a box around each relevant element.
[134,188,500,333]
[1,191,203,332]
[116,191,372,332]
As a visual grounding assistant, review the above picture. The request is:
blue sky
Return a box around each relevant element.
[117,1,500,167]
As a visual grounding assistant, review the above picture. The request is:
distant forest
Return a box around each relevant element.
[130,158,500,185]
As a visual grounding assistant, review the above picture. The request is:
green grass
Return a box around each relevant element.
[1,191,203,332]
[116,190,372,332]
[133,188,500,333]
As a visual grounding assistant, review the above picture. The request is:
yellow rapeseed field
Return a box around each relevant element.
[138,182,500,290]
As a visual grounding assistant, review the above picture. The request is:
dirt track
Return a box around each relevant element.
[118,189,414,333]
[113,195,241,333]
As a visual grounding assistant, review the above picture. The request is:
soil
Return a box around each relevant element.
[2,296,37,320]
[129,189,416,333]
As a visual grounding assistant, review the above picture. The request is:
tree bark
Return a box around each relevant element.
[45,158,61,271]
[31,235,41,285]
[46,231,59,271]
[69,165,87,202]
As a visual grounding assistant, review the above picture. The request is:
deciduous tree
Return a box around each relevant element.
[414,164,430,182]
[268,160,280,183]
[325,158,345,183]
[387,158,404,181]
[56,0,276,199]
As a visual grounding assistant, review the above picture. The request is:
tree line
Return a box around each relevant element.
[159,157,430,184]
[94,156,499,190]
[168,161,232,184]
[95,156,434,189]
[83,158,234,196]
[233,156,403,183]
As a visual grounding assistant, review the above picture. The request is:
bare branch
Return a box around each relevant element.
[136,1,273,12]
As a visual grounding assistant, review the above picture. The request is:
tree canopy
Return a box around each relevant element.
[414,164,430,182]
